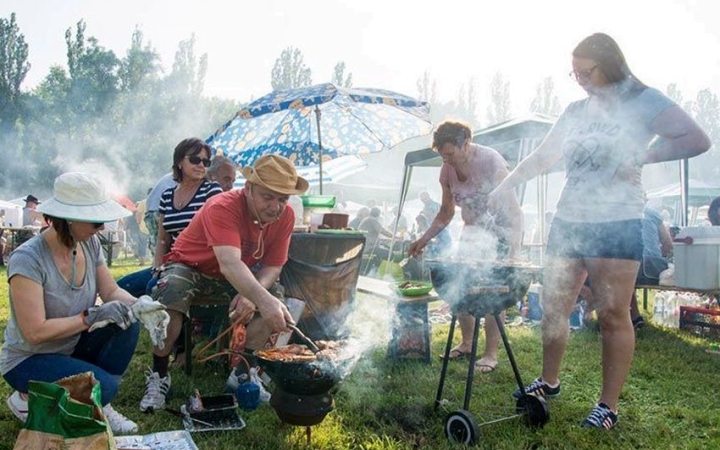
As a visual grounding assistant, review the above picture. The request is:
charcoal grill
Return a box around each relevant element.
[254,348,348,445]
[427,259,550,445]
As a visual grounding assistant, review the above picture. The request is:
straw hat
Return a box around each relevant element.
[37,172,132,222]
[241,155,309,195]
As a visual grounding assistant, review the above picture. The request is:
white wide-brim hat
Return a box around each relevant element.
[37,172,132,222]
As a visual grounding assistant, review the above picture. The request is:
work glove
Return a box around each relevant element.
[131,295,170,349]
[84,301,135,331]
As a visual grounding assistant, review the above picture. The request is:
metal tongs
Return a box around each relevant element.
[288,324,320,354]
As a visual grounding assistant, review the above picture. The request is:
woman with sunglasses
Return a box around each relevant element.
[489,33,711,429]
[154,138,223,266]
[1,172,145,434]
[153,138,222,367]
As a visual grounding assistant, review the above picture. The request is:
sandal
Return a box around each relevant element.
[474,357,497,374]
[439,348,471,360]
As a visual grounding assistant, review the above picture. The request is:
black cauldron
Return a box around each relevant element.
[254,351,345,396]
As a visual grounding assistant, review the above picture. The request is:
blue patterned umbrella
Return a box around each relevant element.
[206,82,432,193]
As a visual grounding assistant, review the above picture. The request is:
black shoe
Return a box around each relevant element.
[513,377,561,400]
[632,316,646,330]
[581,402,618,429]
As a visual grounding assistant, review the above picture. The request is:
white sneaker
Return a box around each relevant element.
[103,403,138,434]
[6,391,28,423]
[139,370,171,412]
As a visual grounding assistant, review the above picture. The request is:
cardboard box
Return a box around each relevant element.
[673,227,720,290]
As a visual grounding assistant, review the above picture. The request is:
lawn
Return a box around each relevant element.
[0,257,719,449]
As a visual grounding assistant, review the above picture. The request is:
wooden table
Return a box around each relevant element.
[3,226,41,252]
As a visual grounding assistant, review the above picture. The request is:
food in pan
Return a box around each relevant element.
[256,341,346,363]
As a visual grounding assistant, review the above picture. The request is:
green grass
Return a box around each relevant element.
[0,257,719,449]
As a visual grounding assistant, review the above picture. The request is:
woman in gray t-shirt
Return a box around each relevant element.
[1,172,144,435]
[490,33,711,429]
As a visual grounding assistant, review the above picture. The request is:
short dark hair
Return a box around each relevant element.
[45,215,73,247]
[172,138,212,182]
[432,121,472,151]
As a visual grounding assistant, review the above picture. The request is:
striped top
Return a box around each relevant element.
[159,180,222,243]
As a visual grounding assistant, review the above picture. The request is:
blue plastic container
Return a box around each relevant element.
[236,381,260,411]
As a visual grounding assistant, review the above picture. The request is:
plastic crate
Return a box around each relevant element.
[679,306,720,340]
[300,195,336,208]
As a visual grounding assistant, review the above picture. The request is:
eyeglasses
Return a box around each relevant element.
[569,64,599,82]
[92,222,104,229]
[187,155,211,167]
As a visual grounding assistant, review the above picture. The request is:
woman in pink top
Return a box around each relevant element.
[409,121,523,373]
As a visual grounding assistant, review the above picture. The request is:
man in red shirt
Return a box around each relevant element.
[140,154,308,412]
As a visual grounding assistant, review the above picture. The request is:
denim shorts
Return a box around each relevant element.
[546,218,643,261]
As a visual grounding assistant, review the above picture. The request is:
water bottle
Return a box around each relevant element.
[527,283,543,321]
[663,293,677,328]
[569,302,584,330]
[653,292,665,325]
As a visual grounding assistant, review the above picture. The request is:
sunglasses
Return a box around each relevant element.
[91,222,104,229]
[187,155,211,167]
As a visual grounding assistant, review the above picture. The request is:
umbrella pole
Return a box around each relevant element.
[315,105,323,195]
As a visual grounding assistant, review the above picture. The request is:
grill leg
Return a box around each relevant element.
[434,314,458,410]
[462,315,482,411]
[494,313,525,392]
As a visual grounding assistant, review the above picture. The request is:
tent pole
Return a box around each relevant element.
[315,105,323,195]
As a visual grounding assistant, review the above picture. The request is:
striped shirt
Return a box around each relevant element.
[159,180,222,243]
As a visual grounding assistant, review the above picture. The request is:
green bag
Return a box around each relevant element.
[13,371,115,450]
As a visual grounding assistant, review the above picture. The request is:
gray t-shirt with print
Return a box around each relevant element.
[553,81,675,223]
[0,235,104,375]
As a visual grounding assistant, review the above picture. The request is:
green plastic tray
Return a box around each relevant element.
[396,281,433,296]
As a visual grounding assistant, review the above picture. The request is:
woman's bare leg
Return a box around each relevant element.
[586,258,639,411]
[540,257,588,385]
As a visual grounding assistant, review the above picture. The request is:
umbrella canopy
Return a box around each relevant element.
[206,82,432,193]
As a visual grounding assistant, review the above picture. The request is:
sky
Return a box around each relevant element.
[2,0,720,119]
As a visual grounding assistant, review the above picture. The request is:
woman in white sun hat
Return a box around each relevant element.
[0,172,155,435]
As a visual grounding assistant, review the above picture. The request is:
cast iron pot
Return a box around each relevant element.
[254,350,345,396]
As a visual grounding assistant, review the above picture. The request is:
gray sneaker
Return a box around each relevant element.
[140,370,171,412]
[6,391,28,423]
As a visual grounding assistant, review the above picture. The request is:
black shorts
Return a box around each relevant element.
[546,218,643,261]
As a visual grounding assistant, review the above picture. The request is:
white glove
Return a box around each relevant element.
[84,301,135,331]
[131,295,170,349]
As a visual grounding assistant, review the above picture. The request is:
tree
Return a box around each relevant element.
[64,20,121,117]
[0,12,30,126]
[530,77,561,116]
[416,70,437,104]
[687,88,720,180]
[118,27,160,92]
[486,72,512,125]
[270,47,312,91]
[331,61,352,88]
[165,34,207,98]
[456,78,479,127]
